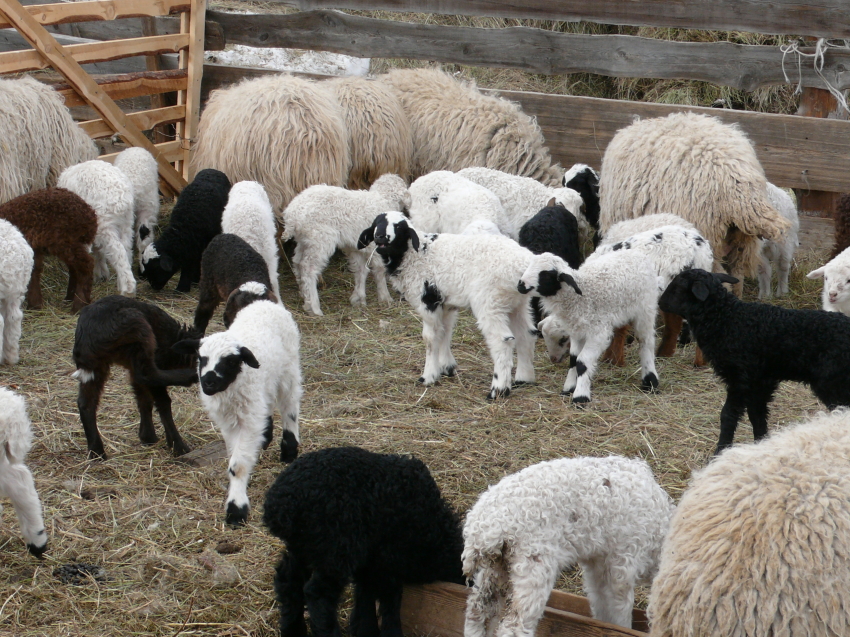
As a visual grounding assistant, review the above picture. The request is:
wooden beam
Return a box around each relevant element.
[0,0,190,30]
[208,10,850,92]
[49,68,188,106]
[253,0,850,40]
[0,0,186,193]
[178,0,205,179]
[45,16,225,50]
[99,139,182,162]
[79,103,186,138]
[0,32,189,74]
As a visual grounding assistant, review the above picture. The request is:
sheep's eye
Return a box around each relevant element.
[558,337,568,347]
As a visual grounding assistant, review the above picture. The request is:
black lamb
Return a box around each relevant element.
[72,296,201,459]
[139,168,231,292]
[659,268,850,454]
[193,233,277,333]
[263,446,464,637]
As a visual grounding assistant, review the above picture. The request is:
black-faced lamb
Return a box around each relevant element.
[0,387,47,557]
[139,168,230,292]
[649,409,850,637]
[263,446,464,637]
[562,163,600,243]
[358,211,537,399]
[0,187,96,313]
[193,233,277,333]
[464,456,674,631]
[72,295,201,459]
[0,219,34,365]
[174,299,302,525]
[659,268,850,454]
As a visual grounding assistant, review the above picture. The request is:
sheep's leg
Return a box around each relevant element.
[656,312,682,358]
[601,325,628,367]
[54,244,94,313]
[369,254,393,305]
[222,417,266,525]
[193,288,221,333]
[130,381,158,445]
[26,250,45,310]
[295,241,332,316]
[496,556,560,637]
[65,262,77,301]
[2,294,25,365]
[510,304,536,386]
[745,382,778,443]
[175,265,194,293]
[757,251,773,300]
[303,571,346,637]
[632,312,659,392]
[262,416,274,450]
[91,243,110,282]
[438,307,459,376]
[569,333,611,404]
[477,313,516,400]
[350,582,380,637]
[277,386,301,463]
[580,559,635,628]
[376,582,404,637]
[777,247,793,297]
[466,564,507,637]
[0,307,5,366]
[345,249,369,307]
[561,336,586,395]
[716,388,747,454]
[77,372,108,459]
[419,308,449,386]
[0,461,47,557]
[274,551,309,637]
[149,386,191,456]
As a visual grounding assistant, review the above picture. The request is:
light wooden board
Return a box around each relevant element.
[798,215,835,252]
[0,0,189,30]
[47,68,188,106]
[79,103,185,137]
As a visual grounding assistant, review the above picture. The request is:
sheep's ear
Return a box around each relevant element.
[239,346,260,369]
[691,281,710,302]
[713,273,739,285]
[546,197,557,208]
[557,272,582,295]
[172,338,201,355]
[408,227,420,251]
[807,266,826,280]
[160,254,173,272]
[357,226,375,250]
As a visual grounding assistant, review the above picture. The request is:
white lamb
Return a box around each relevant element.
[758,184,799,299]
[600,213,697,245]
[518,251,660,403]
[358,211,536,399]
[807,246,850,315]
[282,173,411,316]
[457,166,586,241]
[222,181,281,300]
[408,171,511,235]
[58,160,136,297]
[0,387,47,557]
[113,147,160,258]
[0,220,34,365]
[174,300,302,526]
[463,455,675,633]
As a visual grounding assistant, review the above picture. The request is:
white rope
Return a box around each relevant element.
[780,37,850,114]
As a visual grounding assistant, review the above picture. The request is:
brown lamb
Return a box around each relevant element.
[0,188,97,313]
[831,193,850,259]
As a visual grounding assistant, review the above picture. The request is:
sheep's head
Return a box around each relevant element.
[223,282,277,328]
[562,163,600,229]
[173,335,260,396]
[358,211,420,261]
[658,269,738,317]
[139,243,175,290]
[370,174,412,216]
[538,315,570,364]
[808,259,850,309]
[517,253,581,297]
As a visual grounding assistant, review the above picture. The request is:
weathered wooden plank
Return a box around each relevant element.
[256,0,850,40]
[174,439,227,467]
[0,0,189,30]
[798,215,835,252]
[208,10,850,92]
[0,32,189,74]
[545,591,649,633]
[99,139,183,162]
[49,68,188,106]
[178,0,205,179]
[79,103,185,137]
[47,17,224,50]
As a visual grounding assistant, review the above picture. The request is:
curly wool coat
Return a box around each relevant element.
[263,446,464,637]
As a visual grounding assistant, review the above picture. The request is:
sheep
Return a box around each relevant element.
[378,68,562,185]
[659,268,850,454]
[190,74,349,214]
[562,163,601,243]
[408,171,511,236]
[0,187,96,313]
[757,183,799,299]
[263,446,464,637]
[600,213,697,245]
[0,387,47,558]
[598,112,790,291]
[807,247,850,316]
[282,173,411,316]
[326,76,413,189]
[140,168,230,293]
[518,251,660,403]
[221,180,281,300]
[193,234,277,333]
[114,147,160,258]
[0,76,97,205]
[457,166,587,241]
[461,218,504,236]
[0,220,34,365]
[648,409,850,637]
[358,211,537,399]
[173,299,302,526]
[58,159,137,298]
[830,193,850,259]
[464,455,674,632]
[72,295,201,459]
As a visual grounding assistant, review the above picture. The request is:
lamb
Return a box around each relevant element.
[173,299,302,525]
[263,446,464,637]
[757,183,799,299]
[58,159,137,297]
[648,409,850,637]
[72,295,201,459]
[191,73,349,214]
[282,173,411,316]
[659,268,850,453]
[464,455,674,632]
[0,220,34,365]
[193,234,277,333]
[408,171,510,235]
[0,188,96,313]
[378,68,562,185]
[0,387,47,557]
[807,248,850,316]
[598,112,791,290]
[831,193,850,259]
[518,251,660,403]
[221,180,280,300]
[358,211,537,399]
[457,166,587,241]
[562,163,601,243]
[114,147,160,258]
[600,213,697,244]
[140,168,230,292]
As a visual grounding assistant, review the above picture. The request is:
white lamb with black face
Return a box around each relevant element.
[175,300,302,526]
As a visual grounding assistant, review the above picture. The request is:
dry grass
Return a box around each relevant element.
[0,233,833,635]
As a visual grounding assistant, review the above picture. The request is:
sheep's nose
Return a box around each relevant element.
[830,293,838,302]
[375,234,389,245]
[517,280,532,294]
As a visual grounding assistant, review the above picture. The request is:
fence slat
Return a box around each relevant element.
[99,139,182,162]
[0,0,190,30]
[50,69,189,106]
[79,103,186,137]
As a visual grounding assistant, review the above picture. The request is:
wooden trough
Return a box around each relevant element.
[401,582,649,637]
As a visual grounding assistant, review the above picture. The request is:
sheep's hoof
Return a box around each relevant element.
[560,388,574,396]
[170,439,192,457]
[418,376,439,386]
[441,365,457,377]
[571,395,591,406]
[640,373,660,393]
[87,448,107,461]
[27,540,47,559]
[280,430,299,464]
[486,386,510,400]
[139,431,159,445]
[225,502,249,526]
[512,380,534,388]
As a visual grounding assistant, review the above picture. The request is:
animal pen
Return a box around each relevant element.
[0,0,848,635]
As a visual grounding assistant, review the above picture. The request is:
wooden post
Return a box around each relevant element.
[176,0,206,181]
